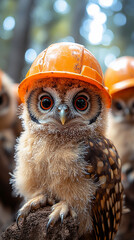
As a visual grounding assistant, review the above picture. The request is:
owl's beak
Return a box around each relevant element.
[58,104,69,125]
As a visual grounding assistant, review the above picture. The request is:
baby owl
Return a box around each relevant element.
[105,56,134,201]
[105,57,134,239]
[12,42,123,239]
[0,70,17,132]
[0,70,21,231]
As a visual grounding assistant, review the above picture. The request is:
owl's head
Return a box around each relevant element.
[104,56,134,124]
[19,43,111,141]
[0,71,17,130]
[111,88,134,123]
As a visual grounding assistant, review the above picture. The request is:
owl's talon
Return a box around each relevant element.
[60,213,64,224]
[16,194,56,229]
[16,212,23,230]
[51,206,55,211]
[48,201,76,228]
[47,217,54,230]
[16,216,20,230]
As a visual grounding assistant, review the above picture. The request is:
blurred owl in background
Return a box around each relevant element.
[12,43,123,239]
[0,70,21,232]
[105,56,134,240]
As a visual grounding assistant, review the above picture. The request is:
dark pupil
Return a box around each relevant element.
[76,98,86,109]
[115,102,122,110]
[0,96,3,105]
[41,98,51,109]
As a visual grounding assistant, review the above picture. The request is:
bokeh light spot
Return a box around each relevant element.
[3,16,15,31]
[53,0,70,14]
[25,49,37,64]
[111,1,122,12]
[82,19,91,33]
[98,0,114,8]
[110,46,120,57]
[102,29,114,46]
[88,23,104,45]
[86,3,107,24]
[86,3,100,17]
[113,13,127,26]
[95,12,107,24]
[104,53,116,67]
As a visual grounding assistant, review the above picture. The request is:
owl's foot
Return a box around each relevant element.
[47,201,77,229]
[17,194,55,229]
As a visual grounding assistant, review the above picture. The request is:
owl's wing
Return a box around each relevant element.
[84,137,123,240]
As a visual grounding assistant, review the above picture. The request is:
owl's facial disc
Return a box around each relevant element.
[112,98,134,123]
[27,82,103,133]
[111,88,134,123]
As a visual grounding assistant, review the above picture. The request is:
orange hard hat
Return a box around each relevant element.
[19,42,111,107]
[104,56,134,95]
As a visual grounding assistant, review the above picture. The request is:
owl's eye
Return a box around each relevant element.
[74,95,88,111]
[114,101,123,111]
[0,93,9,108]
[40,96,53,110]
[130,102,134,114]
[0,95,3,105]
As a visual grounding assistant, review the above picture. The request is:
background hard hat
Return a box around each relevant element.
[104,56,134,95]
[19,42,111,107]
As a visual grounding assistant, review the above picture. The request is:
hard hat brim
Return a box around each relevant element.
[109,78,134,95]
[18,71,111,108]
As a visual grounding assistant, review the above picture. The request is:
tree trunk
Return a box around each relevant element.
[1,207,79,240]
[7,0,35,83]
[1,206,94,240]
[70,0,87,44]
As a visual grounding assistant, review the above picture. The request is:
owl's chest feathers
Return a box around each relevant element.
[33,137,86,180]
[31,136,97,206]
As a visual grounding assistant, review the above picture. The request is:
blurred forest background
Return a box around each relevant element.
[0,0,134,83]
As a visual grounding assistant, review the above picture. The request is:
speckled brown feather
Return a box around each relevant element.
[83,136,123,240]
